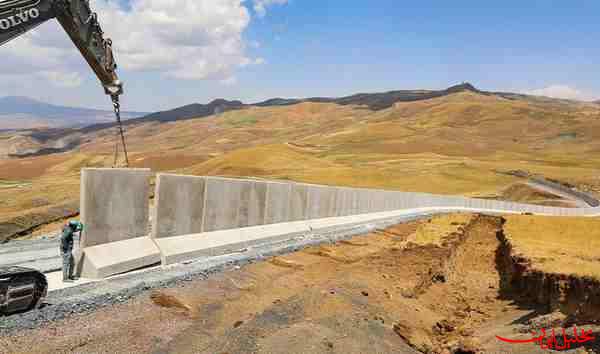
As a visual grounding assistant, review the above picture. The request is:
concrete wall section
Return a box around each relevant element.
[264,181,292,224]
[288,183,310,221]
[153,175,600,241]
[202,177,267,232]
[152,174,206,239]
[78,168,157,279]
[238,179,268,228]
[306,185,337,219]
[201,177,243,232]
[333,187,351,217]
[80,168,151,248]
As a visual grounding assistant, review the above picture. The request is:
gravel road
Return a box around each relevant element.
[0,232,77,273]
[526,180,591,208]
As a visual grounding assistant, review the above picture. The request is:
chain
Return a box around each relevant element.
[111,95,129,168]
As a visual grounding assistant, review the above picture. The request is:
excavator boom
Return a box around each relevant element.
[0,0,122,95]
[0,0,128,166]
[55,0,122,95]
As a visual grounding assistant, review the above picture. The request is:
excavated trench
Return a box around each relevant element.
[496,223,600,326]
[393,215,600,353]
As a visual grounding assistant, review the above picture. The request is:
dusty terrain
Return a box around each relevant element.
[2,87,600,241]
[2,214,598,354]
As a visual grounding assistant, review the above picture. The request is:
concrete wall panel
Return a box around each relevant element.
[202,177,267,232]
[264,182,292,224]
[402,192,415,208]
[306,185,336,219]
[374,190,387,212]
[80,168,151,248]
[383,191,397,211]
[152,174,206,239]
[333,188,351,216]
[78,168,157,279]
[357,189,372,214]
[288,183,310,221]
[239,180,268,228]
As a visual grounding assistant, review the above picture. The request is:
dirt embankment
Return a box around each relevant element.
[0,201,79,243]
[491,182,577,208]
[496,225,600,325]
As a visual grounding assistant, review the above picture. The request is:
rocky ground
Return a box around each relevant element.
[1,214,598,354]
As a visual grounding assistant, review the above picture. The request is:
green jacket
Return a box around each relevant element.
[61,221,83,253]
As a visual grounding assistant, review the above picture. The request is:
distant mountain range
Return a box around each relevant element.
[0,96,148,130]
[2,83,597,159]
[5,84,595,132]
[100,81,591,131]
[82,83,483,132]
[80,98,245,133]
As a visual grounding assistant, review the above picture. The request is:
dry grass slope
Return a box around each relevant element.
[1,90,600,238]
[504,215,600,279]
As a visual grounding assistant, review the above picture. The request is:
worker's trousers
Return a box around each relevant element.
[62,251,74,281]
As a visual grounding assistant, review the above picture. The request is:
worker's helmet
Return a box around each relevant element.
[69,220,83,231]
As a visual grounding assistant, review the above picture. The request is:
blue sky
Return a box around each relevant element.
[1,0,598,111]
[240,1,598,99]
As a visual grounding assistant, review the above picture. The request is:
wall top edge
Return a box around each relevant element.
[150,174,600,214]
[82,168,151,172]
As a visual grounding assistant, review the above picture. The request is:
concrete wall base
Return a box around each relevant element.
[155,209,434,266]
[78,236,161,279]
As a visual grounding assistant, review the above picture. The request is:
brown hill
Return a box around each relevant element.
[2,83,483,158]
[1,86,600,240]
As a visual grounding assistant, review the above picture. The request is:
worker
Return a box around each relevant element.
[61,220,83,282]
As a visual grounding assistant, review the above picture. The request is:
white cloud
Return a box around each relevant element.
[220,76,238,85]
[526,85,596,101]
[0,0,269,85]
[38,71,83,88]
[253,0,289,17]
[95,0,255,80]
[0,0,293,107]
[0,21,79,74]
[0,22,85,89]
